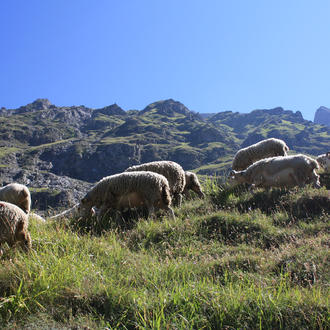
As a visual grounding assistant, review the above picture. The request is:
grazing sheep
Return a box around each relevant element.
[0,183,31,214]
[0,201,32,254]
[316,152,330,172]
[49,204,80,220]
[125,160,186,206]
[228,154,320,189]
[79,171,175,220]
[232,138,289,171]
[29,212,46,223]
[183,171,205,198]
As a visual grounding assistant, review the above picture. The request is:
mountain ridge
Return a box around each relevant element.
[0,98,329,212]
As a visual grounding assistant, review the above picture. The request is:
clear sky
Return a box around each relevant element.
[1,0,330,121]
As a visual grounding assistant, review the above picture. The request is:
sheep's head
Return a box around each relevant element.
[227,170,246,185]
[78,195,100,218]
[190,181,205,198]
[78,197,92,217]
[15,221,32,250]
[185,172,205,198]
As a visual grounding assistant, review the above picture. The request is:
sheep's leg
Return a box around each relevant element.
[164,206,175,219]
[148,205,155,219]
[252,175,265,188]
[97,204,110,221]
[144,201,155,219]
[310,171,321,188]
[289,173,302,187]
[177,193,183,207]
[172,193,182,207]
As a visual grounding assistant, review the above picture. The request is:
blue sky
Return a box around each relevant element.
[1,0,330,120]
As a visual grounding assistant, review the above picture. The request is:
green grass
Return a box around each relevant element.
[28,138,78,151]
[0,147,21,157]
[0,181,329,329]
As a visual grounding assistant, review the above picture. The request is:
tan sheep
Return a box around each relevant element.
[183,171,205,198]
[79,171,175,220]
[232,138,289,171]
[229,154,320,189]
[29,212,46,223]
[0,201,32,255]
[125,160,186,206]
[0,183,31,214]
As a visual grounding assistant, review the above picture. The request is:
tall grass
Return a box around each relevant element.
[0,180,329,329]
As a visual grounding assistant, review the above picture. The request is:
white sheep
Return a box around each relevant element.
[79,171,175,220]
[125,160,186,206]
[232,138,289,171]
[29,212,46,223]
[316,152,330,172]
[0,183,31,214]
[183,171,205,198]
[0,201,32,254]
[228,154,320,189]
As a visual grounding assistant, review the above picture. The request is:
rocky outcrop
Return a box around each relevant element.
[314,106,330,127]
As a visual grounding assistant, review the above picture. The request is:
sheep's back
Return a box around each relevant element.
[232,138,288,171]
[126,161,185,194]
[91,171,169,200]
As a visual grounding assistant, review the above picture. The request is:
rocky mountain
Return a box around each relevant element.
[0,99,329,212]
[314,106,330,127]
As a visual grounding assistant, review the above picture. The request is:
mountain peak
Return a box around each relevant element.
[314,106,330,126]
[14,98,54,114]
[93,103,126,116]
[140,99,193,116]
[29,98,53,110]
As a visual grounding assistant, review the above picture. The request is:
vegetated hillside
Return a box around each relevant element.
[0,99,329,212]
[0,181,328,328]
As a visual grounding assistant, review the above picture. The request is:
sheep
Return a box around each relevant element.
[232,138,289,171]
[79,171,175,220]
[183,171,205,198]
[29,212,46,223]
[0,183,31,214]
[125,160,186,206]
[316,152,330,172]
[0,201,32,255]
[228,154,320,189]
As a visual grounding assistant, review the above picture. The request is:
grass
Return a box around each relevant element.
[0,179,329,329]
[28,138,78,151]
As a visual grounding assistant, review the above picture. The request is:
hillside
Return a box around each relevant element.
[0,99,329,328]
[0,181,329,328]
[0,98,329,212]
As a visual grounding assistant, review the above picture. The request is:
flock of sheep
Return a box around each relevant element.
[0,137,329,254]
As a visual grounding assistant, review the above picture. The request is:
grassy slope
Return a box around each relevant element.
[0,179,328,329]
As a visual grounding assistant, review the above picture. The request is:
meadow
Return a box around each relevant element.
[0,176,329,329]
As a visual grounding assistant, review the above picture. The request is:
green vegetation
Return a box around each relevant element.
[0,180,328,329]
[28,138,78,151]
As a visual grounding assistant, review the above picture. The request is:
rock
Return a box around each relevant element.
[314,106,330,127]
